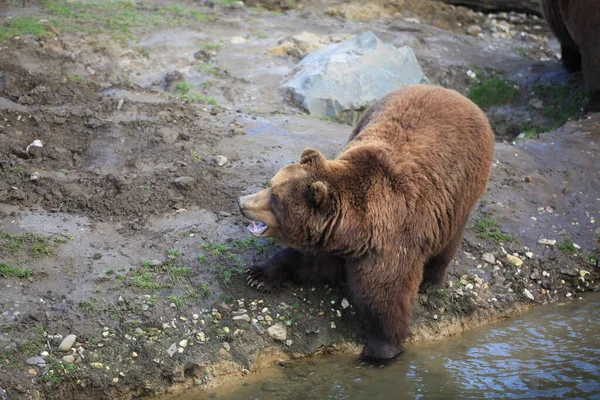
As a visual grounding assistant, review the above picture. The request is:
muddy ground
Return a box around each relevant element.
[1,0,599,399]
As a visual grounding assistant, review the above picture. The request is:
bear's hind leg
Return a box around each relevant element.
[419,232,463,293]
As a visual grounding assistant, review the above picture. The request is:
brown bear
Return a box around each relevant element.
[541,0,600,112]
[237,85,495,361]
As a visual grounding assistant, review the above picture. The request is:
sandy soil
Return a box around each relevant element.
[0,0,598,399]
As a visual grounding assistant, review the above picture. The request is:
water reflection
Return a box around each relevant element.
[165,293,600,400]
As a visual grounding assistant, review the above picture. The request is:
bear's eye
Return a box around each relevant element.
[270,194,279,205]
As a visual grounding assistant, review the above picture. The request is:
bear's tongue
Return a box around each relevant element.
[247,221,268,236]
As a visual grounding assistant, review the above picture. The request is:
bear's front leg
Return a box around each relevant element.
[246,247,303,292]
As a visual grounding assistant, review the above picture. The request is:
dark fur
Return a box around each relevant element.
[541,0,600,112]
[238,85,495,360]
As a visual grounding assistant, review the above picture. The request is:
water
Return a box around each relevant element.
[167,293,600,400]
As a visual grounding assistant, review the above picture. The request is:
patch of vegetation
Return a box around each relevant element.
[78,299,99,313]
[168,295,184,309]
[17,325,46,357]
[197,63,219,76]
[167,249,182,258]
[59,169,69,175]
[8,166,25,174]
[199,283,210,297]
[67,74,84,83]
[1,232,54,259]
[0,16,50,42]
[474,217,516,243]
[43,357,78,384]
[202,43,222,52]
[0,263,32,278]
[532,81,588,130]
[174,82,218,106]
[190,150,203,162]
[468,76,518,108]
[557,239,577,256]
[517,120,543,139]
[40,0,214,41]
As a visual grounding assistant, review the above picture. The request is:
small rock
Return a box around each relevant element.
[131,352,138,358]
[252,322,265,335]
[267,323,287,341]
[149,259,161,267]
[223,342,230,352]
[62,355,75,364]
[58,334,77,352]
[529,98,543,109]
[30,172,40,181]
[285,339,293,347]
[506,254,523,267]
[525,252,533,259]
[523,288,535,301]
[230,36,247,44]
[213,155,228,167]
[330,322,337,329]
[197,332,206,342]
[482,253,496,264]
[26,357,45,366]
[232,314,251,322]
[102,331,109,338]
[341,298,350,309]
[538,238,556,246]
[90,362,104,369]
[222,327,230,334]
[167,343,178,357]
[179,339,188,348]
[173,176,195,190]
[467,25,482,36]
[28,368,37,376]
[135,328,144,335]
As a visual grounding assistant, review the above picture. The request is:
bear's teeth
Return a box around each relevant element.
[247,221,268,236]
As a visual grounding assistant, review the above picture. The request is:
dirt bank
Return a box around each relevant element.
[1,1,599,399]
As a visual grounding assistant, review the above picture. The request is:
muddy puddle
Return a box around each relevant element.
[163,292,600,400]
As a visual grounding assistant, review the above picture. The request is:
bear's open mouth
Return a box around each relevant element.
[247,221,268,237]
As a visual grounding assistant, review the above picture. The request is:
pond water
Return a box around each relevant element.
[167,292,600,400]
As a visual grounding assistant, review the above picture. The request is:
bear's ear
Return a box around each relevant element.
[309,181,328,207]
[300,148,326,165]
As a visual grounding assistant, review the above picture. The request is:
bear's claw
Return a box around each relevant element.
[245,264,278,292]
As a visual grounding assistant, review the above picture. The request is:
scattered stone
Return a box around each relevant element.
[28,369,37,376]
[197,332,206,342]
[213,155,228,167]
[529,98,543,109]
[285,339,293,347]
[102,331,110,338]
[90,362,104,369]
[62,355,75,364]
[116,98,124,111]
[525,252,533,259]
[173,176,195,190]
[341,298,350,309]
[135,328,144,335]
[230,36,247,44]
[167,343,178,357]
[566,293,572,298]
[282,31,427,124]
[267,323,287,341]
[264,315,273,322]
[222,327,230,334]
[179,339,188,348]
[482,253,496,264]
[131,352,138,358]
[330,322,337,329]
[58,334,77,352]
[223,342,230,352]
[232,314,251,322]
[523,288,535,301]
[149,259,162,267]
[467,25,482,36]
[538,238,556,246]
[506,254,523,267]
[26,357,45,366]
[252,322,265,335]
[30,172,40,181]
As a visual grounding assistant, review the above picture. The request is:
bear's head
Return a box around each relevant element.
[237,147,371,254]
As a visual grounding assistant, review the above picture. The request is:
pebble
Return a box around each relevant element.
[525,252,533,259]
[467,25,482,36]
[252,322,265,335]
[62,355,75,364]
[58,334,77,352]
[264,315,273,322]
[222,327,230,334]
[179,339,188,348]
[197,332,206,342]
[330,322,337,329]
[102,331,110,338]
[538,238,556,246]
[230,36,247,44]
[223,342,230,352]
[482,253,496,264]
[267,323,287,341]
[173,176,195,190]
[285,339,293,347]
[523,289,535,301]
[507,254,523,267]
[341,298,350,309]
[26,357,45,366]
[232,314,251,322]
[167,343,178,357]
[28,369,37,376]
[213,155,228,167]
[131,352,138,358]
[90,362,104,369]
[30,172,40,181]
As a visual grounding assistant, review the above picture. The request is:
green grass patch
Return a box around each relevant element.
[174,82,218,106]
[532,81,588,130]
[474,217,516,244]
[0,263,32,278]
[202,43,222,52]
[197,63,219,76]
[468,76,518,108]
[0,16,50,41]
[1,232,54,259]
[557,239,577,256]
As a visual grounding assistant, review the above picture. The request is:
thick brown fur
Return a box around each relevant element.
[237,85,495,360]
[541,0,600,112]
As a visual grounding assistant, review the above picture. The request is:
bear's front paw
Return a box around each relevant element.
[246,265,279,292]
